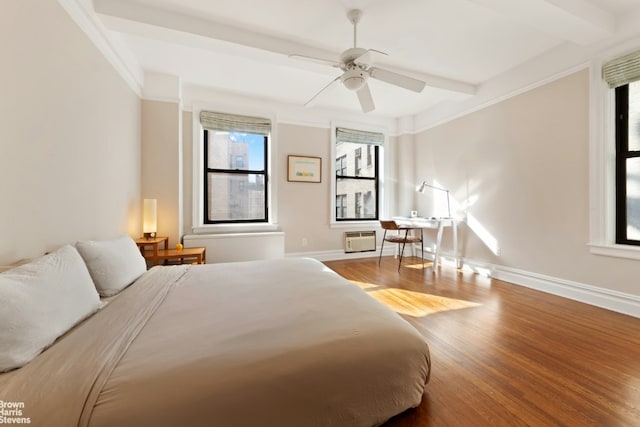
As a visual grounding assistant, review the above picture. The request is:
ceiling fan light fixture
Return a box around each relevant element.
[341,67,367,91]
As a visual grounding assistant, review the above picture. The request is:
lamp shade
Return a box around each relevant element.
[143,199,157,238]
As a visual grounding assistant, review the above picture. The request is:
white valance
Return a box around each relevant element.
[200,111,271,135]
[603,49,640,88]
[336,127,384,145]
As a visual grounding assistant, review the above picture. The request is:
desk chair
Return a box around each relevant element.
[378,220,424,271]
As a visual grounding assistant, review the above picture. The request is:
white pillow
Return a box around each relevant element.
[76,236,147,297]
[0,245,102,372]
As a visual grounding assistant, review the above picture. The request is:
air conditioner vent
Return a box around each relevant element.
[344,231,376,253]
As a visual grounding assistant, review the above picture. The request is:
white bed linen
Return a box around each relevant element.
[0,258,430,427]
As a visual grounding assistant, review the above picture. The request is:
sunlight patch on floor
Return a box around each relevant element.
[403,261,434,270]
[349,280,379,290]
[367,288,481,317]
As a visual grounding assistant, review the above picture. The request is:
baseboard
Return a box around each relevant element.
[287,244,437,262]
[287,246,461,265]
[491,265,640,319]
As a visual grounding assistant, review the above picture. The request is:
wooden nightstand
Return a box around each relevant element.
[135,236,169,266]
[154,247,206,265]
[135,237,206,266]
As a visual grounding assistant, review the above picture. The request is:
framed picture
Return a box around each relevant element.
[288,155,322,183]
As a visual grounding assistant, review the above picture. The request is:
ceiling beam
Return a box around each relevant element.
[469,0,615,46]
[93,0,476,95]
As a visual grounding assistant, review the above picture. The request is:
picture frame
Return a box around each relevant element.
[287,155,322,183]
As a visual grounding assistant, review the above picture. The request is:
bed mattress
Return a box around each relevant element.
[0,258,430,427]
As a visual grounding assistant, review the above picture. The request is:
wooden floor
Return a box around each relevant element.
[323,256,640,427]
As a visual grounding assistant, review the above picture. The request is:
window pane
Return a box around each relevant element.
[630,81,640,151]
[207,173,265,221]
[335,142,375,177]
[336,194,347,218]
[626,157,640,240]
[208,131,264,170]
[336,178,376,219]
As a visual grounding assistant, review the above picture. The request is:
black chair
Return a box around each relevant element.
[378,220,424,271]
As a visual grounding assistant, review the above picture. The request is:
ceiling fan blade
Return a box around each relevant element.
[305,76,341,107]
[288,54,340,68]
[356,83,375,113]
[369,67,426,93]
[353,49,388,67]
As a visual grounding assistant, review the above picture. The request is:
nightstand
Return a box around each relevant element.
[135,236,169,267]
[155,247,206,265]
[135,237,206,266]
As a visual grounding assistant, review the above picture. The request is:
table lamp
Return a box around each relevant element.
[417,181,451,218]
[143,198,157,239]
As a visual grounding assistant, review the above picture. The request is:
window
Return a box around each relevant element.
[364,191,374,218]
[355,148,362,175]
[336,155,347,176]
[336,194,347,218]
[235,155,244,169]
[615,81,640,244]
[334,127,383,221]
[604,49,640,246]
[200,111,270,223]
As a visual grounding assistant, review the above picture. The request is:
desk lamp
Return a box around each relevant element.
[417,181,451,218]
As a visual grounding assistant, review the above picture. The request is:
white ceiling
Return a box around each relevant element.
[89,0,640,119]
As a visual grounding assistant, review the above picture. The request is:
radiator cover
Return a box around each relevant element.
[344,231,376,253]
[183,232,284,263]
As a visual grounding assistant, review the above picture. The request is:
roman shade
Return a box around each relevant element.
[200,111,271,135]
[603,49,640,88]
[336,127,384,145]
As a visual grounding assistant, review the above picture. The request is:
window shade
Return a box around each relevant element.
[603,49,640,88]
[336,127,384,145]
[200,111,271,135]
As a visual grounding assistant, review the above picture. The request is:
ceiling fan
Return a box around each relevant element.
[290,9,426,113]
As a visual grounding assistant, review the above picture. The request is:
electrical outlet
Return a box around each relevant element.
[302,238,308,247]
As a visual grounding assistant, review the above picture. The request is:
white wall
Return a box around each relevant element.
[411,69,640,298]
[142,100,181,246]
[0,0,141,264]
[176,120,400,255]
[277,124,336,253]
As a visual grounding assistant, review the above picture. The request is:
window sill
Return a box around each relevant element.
[192,223,281,234]
[589,243,640,261]
[330,220,380,229]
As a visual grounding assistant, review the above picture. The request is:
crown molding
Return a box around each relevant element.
[59,0,640,137]
[57,0,143,97]
[413,42,591,133]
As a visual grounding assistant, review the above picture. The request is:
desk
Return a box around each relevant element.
[393,217,459,268]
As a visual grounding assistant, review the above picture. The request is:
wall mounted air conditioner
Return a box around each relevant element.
[344,231,376,253]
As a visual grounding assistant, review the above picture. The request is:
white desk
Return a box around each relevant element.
[392,217,459,268]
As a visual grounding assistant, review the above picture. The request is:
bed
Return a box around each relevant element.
[0,239,430,427]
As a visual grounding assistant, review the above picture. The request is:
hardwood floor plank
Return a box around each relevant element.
[323,257,640,426]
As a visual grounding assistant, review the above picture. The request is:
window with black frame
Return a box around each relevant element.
[335,127,383,221]
[200,111,270,224]
[614,81,640,244]
[605,50,640,245]
[602,51,640,245]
